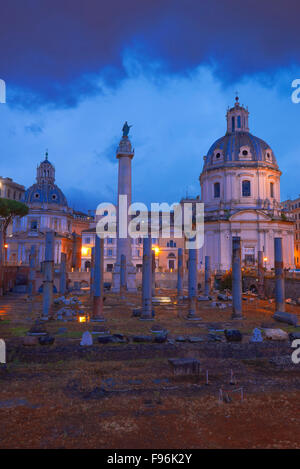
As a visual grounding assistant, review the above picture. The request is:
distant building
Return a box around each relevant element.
[0,177,25,237]
[72,210,94,235]
[0,176,25,201]
[80,211,186,273]
[281,197,300,267]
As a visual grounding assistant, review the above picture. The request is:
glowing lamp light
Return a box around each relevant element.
[4,244,8,249]
[81,247,89,256]
[78,316,86,323]
[263,257,268,262]
[152,246,160,254]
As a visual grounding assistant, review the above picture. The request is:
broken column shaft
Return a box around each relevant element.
[257,250,264,299]
[90,246,95,299]
[42,232,54,319]
[274,237,285,313]
[232,236,243,319]
[188,247,197,318]
[92,236,105,321]
[28,245,36,297]
[152,251,156,297]
[120,254,126,298]
[177,247,183,299]
[59,252,67,295]
[141,237,153,320]
[204,255,211,297]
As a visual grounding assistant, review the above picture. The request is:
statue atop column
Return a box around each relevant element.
[122,121,132,137]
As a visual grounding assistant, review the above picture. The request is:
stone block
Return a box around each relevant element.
[224,329,243,342]
[168,358,200,376]
[23,336,38,346]
[273,312,298,327]
[263,328,289,341]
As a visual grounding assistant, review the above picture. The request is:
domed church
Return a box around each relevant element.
[199,97,294,271]
[7,153,75,267]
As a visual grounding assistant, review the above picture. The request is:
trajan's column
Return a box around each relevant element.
[112,122,137,292]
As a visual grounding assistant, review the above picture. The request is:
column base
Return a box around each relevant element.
[185,316,202,321]
[231,313,243,320]
[112,262,137,292]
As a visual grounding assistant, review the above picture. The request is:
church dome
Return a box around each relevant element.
[23,152,68,207]
[203,97,278,170]
[23,183,68,206]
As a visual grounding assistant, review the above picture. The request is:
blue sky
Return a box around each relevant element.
[1,0,300,211]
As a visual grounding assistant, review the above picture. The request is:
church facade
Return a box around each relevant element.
[199,98,294,271]
[7,154,80,269]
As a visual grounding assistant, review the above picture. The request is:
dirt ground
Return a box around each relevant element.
[0,290,299,449]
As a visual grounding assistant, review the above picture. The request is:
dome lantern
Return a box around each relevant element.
[36,151,55,185]
[226,96,249,133]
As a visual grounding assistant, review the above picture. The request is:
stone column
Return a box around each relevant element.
[232,236,243,319]
[28,245,36,297]
[177,248,183,299]
[0,229,4,296]
[42,232,54,319]
[257,250,264,299]
[120,254,126,298]
[141,237,153,320]
[188,247,197,318]
[274,237,285,313]
[112,129,136,292]
[152,251,156,297]
[59,252,67,295]
[90,246,95,299]
[92,236,105,321]
[204,255,211,297]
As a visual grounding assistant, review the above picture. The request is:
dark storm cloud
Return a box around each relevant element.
[2,0,300,107]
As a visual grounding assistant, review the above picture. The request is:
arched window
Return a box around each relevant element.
[242,180,251,197]
[231,116,235,132]
[270,182,274,198]
[214,182,220,198]
[237,115,241,128]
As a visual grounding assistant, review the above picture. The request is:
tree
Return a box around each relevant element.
[0,198,29,261]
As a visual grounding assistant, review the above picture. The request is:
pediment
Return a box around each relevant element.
[229,209,271,222]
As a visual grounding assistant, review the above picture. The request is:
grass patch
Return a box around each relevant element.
[10,326,29,337]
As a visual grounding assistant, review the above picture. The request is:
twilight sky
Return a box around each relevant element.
[1,0,300,211]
